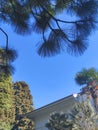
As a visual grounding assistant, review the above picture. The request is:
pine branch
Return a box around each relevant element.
[0,27,8,50]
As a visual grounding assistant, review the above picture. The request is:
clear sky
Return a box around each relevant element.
[1,23,98,109]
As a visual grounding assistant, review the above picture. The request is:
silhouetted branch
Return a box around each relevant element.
[0,27,8,50]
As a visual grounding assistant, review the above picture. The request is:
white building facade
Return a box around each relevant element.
[25,95,76,130]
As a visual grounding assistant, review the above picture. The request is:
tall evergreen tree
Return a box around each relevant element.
[12,81,34,130]
[0,0,98,57]
[0,74,15,130]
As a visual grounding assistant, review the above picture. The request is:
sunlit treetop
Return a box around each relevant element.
[75,68,98,86]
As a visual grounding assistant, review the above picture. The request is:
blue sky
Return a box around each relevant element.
[1,23,98,108]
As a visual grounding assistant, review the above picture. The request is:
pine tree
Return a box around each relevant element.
[0,73,15,130]
[0,28,17,75]
[12,81,34,130]
[0,0,98,57]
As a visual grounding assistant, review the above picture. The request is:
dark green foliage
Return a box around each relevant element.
[0,64,14,76]
[0,74,15,130]
[55,0,72,12]
[0,27,18,75]
[0,0,98,57]
[0,47,17,75]
[37,29,66,57]
[68,0,98,18]
[46,112,72,130]
[33,10,52,33]
[31,0,98,57]
[12,81,34,130]
[46,101,98,130]
[4,48,17,62]
[0,0,31,34]
[12,117,34,130]
[75,68,98,86]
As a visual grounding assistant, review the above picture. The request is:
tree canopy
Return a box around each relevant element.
[75,68,98,112]
[12,81,34,130]
[0,73,34,130]
[0,0,98,57]
[0,74,15,130]
[0,28,17,75]
[75,68,98,86]
[0,0,98,75]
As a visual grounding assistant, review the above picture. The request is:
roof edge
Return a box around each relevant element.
[25,94,75,117]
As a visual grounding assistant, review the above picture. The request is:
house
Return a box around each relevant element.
[25,94,76,130]
[23,83,98,130]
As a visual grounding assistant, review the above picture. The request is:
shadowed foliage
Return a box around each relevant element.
[0,27,18,75]
[46,112,73,130]
[0,47,17,75]
[0,0,98,57]
[12,81,34,130]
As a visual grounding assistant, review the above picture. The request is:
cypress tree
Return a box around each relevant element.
[0,74,15,130]
[12,81,34,130]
